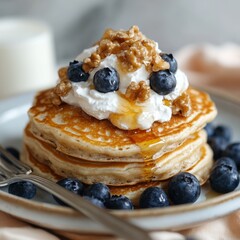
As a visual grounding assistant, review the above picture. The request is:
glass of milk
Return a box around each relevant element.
[0,18,56,98]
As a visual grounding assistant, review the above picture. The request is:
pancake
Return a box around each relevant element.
[24,123,208,185]
[28,88,217,160]
[21,144,213,206]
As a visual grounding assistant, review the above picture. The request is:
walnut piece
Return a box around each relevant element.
[82,52,101,72]
[50,67,72,105]
[54,79,72,97]
[58,67,68,79]
[172,92,192,117]
[125,81,150,102]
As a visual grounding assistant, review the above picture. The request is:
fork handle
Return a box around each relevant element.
[7,174,151,240]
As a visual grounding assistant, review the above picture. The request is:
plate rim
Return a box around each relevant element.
[1,185,240,232]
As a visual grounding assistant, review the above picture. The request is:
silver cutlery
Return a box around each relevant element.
[0,145,152,240]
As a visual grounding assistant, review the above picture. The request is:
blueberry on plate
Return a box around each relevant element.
[160,53,178,73]
[54,178,84,205]
[93,67,119,93]
[105,195,134,210]
[213,125,232,142]
[139,187,169,208]
[83,196,105,208]
[214,157,238,170]
[204,123,214,139]
[168,172,201,205]
[84,183,110,202]
[208,137,228,160]
[210,158,239,193]
[8,181,36,199]
[57,178,84,195]
[222,143,240,169]
[150,70,176,95]
[67,60,89,82]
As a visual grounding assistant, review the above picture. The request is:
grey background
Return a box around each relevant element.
[1,0,239,62]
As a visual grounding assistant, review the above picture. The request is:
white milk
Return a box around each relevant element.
[0,18,56,98]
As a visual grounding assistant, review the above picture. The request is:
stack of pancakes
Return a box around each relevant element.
[22,87,217,205]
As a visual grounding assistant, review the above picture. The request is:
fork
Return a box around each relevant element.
[0,145,152,240]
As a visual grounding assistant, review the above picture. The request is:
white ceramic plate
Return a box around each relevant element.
[0,92,239,234]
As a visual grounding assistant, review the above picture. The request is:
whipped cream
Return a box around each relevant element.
[62,45,189,130]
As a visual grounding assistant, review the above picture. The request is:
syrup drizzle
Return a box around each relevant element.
[29,88,216,182]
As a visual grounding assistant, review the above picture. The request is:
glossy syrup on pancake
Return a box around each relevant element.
[128,88,215,181]
[29,88,216,158]
[22,143,213,206]
[28,87,216,184]
[24,121,208,185]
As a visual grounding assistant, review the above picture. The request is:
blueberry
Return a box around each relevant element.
[54,178,84,205]
[208,137,228,160]
[168,172,201,205]
[210,160,239,193]
[57,178,84,194]
[67,60,89,82]
[105,195,133,210]
[214,157,238,170]
[204,123,214,139]
[93,67,119,93]
[139,187,169,208]
[213,125,232,142]
[6,147,20,159]
[8,181,36,199]
[222,143,240,168]
[150,70,176,95]
[84,183,110,202]
[160,53,178,73]
[83,196,105,208]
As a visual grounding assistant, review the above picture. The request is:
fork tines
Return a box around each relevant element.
[0,145,32,175]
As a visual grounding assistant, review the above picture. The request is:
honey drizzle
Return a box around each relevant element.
[109,92,143,130]
[128,129,164,182]
[126,88,215,182]
[29,88,215,182]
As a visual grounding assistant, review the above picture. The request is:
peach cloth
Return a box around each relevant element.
[1,44,240,240]
[176,43,240,104]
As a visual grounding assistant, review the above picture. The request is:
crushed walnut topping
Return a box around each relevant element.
[52,26,171,105]
[51,67,72,105]
[82,25,169,73]
[55,80,72,97]
[125,81,150,102]
[172,92,192,117]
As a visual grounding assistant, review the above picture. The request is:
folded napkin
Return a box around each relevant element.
[1,44,240,240]
[0,212,59,240]
[0,211,185,240]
